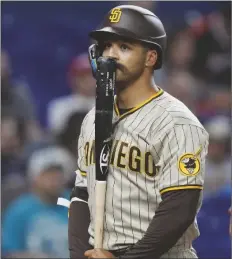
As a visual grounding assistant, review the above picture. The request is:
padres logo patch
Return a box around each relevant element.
[178,146,203,176]
[109,8,122,23]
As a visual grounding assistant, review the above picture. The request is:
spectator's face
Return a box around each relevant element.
[166,71,197,109]
[72,71,96,96]
[1,117,21,155]
[211,90,231,113]
[36,168,65,198]
[1,50,11,80]
[1,51,12,94]
[169,32,195,67]
[208,139,228,162]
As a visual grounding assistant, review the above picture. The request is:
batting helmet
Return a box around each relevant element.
[89,5,167,69]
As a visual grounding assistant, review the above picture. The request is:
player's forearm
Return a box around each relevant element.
[118,189,201,259]
[68,186,91,258]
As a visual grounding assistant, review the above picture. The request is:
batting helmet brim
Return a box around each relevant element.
[89,27,163,50]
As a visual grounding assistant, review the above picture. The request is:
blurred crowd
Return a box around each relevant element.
[1,1,231,258]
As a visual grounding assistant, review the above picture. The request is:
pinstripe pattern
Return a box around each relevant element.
[74,90,209,257]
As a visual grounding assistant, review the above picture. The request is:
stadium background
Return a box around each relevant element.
[1,1,231,258]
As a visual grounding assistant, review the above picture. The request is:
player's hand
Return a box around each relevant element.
[88,44,99,79]
[84,248,115,258]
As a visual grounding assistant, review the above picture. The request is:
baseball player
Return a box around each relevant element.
[68,5,209,259]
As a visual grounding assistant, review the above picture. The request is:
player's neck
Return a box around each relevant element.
[116,76,159,109]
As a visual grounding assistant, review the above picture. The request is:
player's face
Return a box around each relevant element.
[101,39,147,86]
[36,168,65,199]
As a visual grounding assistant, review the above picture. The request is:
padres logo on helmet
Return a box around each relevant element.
[178,146,202,176]
[109,8,122,23]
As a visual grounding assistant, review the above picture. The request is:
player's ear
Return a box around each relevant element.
[145,49,157,68]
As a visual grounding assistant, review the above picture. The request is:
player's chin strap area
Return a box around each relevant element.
[57,197,87,208]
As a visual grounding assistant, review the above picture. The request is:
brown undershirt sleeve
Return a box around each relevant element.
[68,187,92,259]
[118,189,201,259]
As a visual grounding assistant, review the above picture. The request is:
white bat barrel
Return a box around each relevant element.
[94,180,107,248]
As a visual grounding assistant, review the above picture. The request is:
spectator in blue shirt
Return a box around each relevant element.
[2,146,74,258]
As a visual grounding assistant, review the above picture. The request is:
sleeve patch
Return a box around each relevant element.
[178,145,203,177]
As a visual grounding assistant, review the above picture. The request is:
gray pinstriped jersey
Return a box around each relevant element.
[75,89,209,257]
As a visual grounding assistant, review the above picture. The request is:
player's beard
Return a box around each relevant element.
[115,62,145,92]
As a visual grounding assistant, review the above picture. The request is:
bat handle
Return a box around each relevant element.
[94,181,107,248]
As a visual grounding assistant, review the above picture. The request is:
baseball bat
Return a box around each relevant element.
[94,57,116,248]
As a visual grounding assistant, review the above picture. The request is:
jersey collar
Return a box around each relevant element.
[114,88,164,120]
